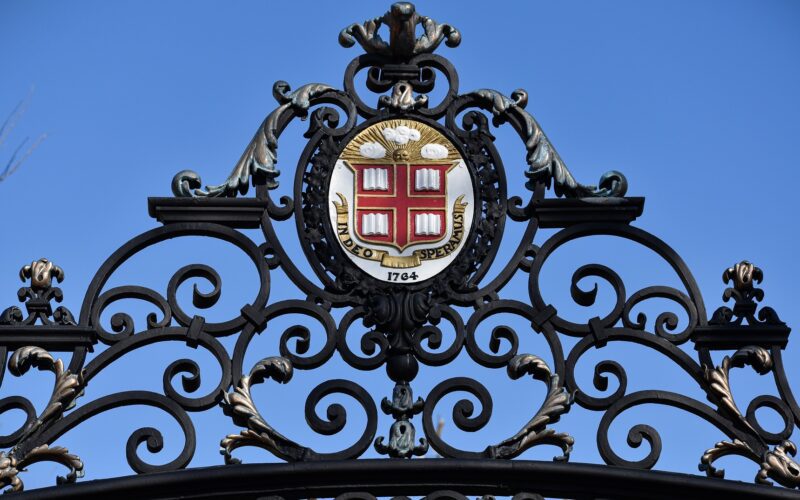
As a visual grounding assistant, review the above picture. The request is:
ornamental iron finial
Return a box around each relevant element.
[20,258,64,292]
[709,260,782,326]
[339,2,461,61]
[0,258,75,326]
[723,260,762,295]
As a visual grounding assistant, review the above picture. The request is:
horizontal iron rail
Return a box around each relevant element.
[15,459,800,500]
[0,326,96,351]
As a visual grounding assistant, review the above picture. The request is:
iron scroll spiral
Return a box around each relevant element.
[1,2,800,496]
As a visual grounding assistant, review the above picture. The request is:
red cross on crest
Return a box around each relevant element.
[349,163,452,251]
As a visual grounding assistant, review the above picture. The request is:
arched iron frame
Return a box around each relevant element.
[1,3,798,498]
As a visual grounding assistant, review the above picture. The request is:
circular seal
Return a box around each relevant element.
[328,119,475,283]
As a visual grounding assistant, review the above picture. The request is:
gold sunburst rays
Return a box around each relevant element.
[340,119,458,164]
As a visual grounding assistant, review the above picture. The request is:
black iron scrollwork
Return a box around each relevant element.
[339,2,461,61]
[466,89,627,199]
[1,2,799,497]
[0,347,84,492]
[221,356,377,463]
[172,82,337,197]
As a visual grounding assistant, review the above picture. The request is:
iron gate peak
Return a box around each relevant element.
[1,2,798,498]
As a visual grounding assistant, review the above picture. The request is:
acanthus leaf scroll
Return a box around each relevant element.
[2,2,800,497]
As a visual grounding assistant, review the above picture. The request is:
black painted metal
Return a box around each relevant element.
[0,2,798,498]
[15,460,800,500]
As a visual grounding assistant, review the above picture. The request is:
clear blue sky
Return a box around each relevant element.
[1,0,799,491]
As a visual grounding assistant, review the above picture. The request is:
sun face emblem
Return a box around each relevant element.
[328,119,475,283]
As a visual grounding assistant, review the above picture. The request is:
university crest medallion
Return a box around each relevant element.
[328,119,475,283]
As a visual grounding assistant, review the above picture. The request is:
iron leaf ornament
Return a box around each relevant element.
[1,2,800,497]
[0,445,83,494]
[467,89,627,198]
[172,1,625,201]
[339,2,461,60]
[172,82,336,197]
[698,343,800,487]
[487,354,574,460]
[0,347,85,493]
[220,357,314,463]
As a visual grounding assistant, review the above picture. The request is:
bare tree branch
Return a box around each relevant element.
[0,134,47,183]
[0,87,46,183]
[0,88,33,148]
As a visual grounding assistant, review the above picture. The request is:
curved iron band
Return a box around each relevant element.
[14,459,800,500]
[32,390,195,474]
[335,306,389,371]
[440,101,530,304]
[771,347,800,427]
[231,300,338,383]
[464,299,564,378]
[81,326,231,411]
[343,53,460,119]
[445,216,538,306]
[72,223,269,372]
[529,222,708,336]
[439,92,543,305]
[288,99,358,296]
[261,207,340,304]
[412,304,465,367]
[566,327,706,403]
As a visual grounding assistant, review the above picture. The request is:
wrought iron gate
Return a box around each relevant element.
[1,3,798,498]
